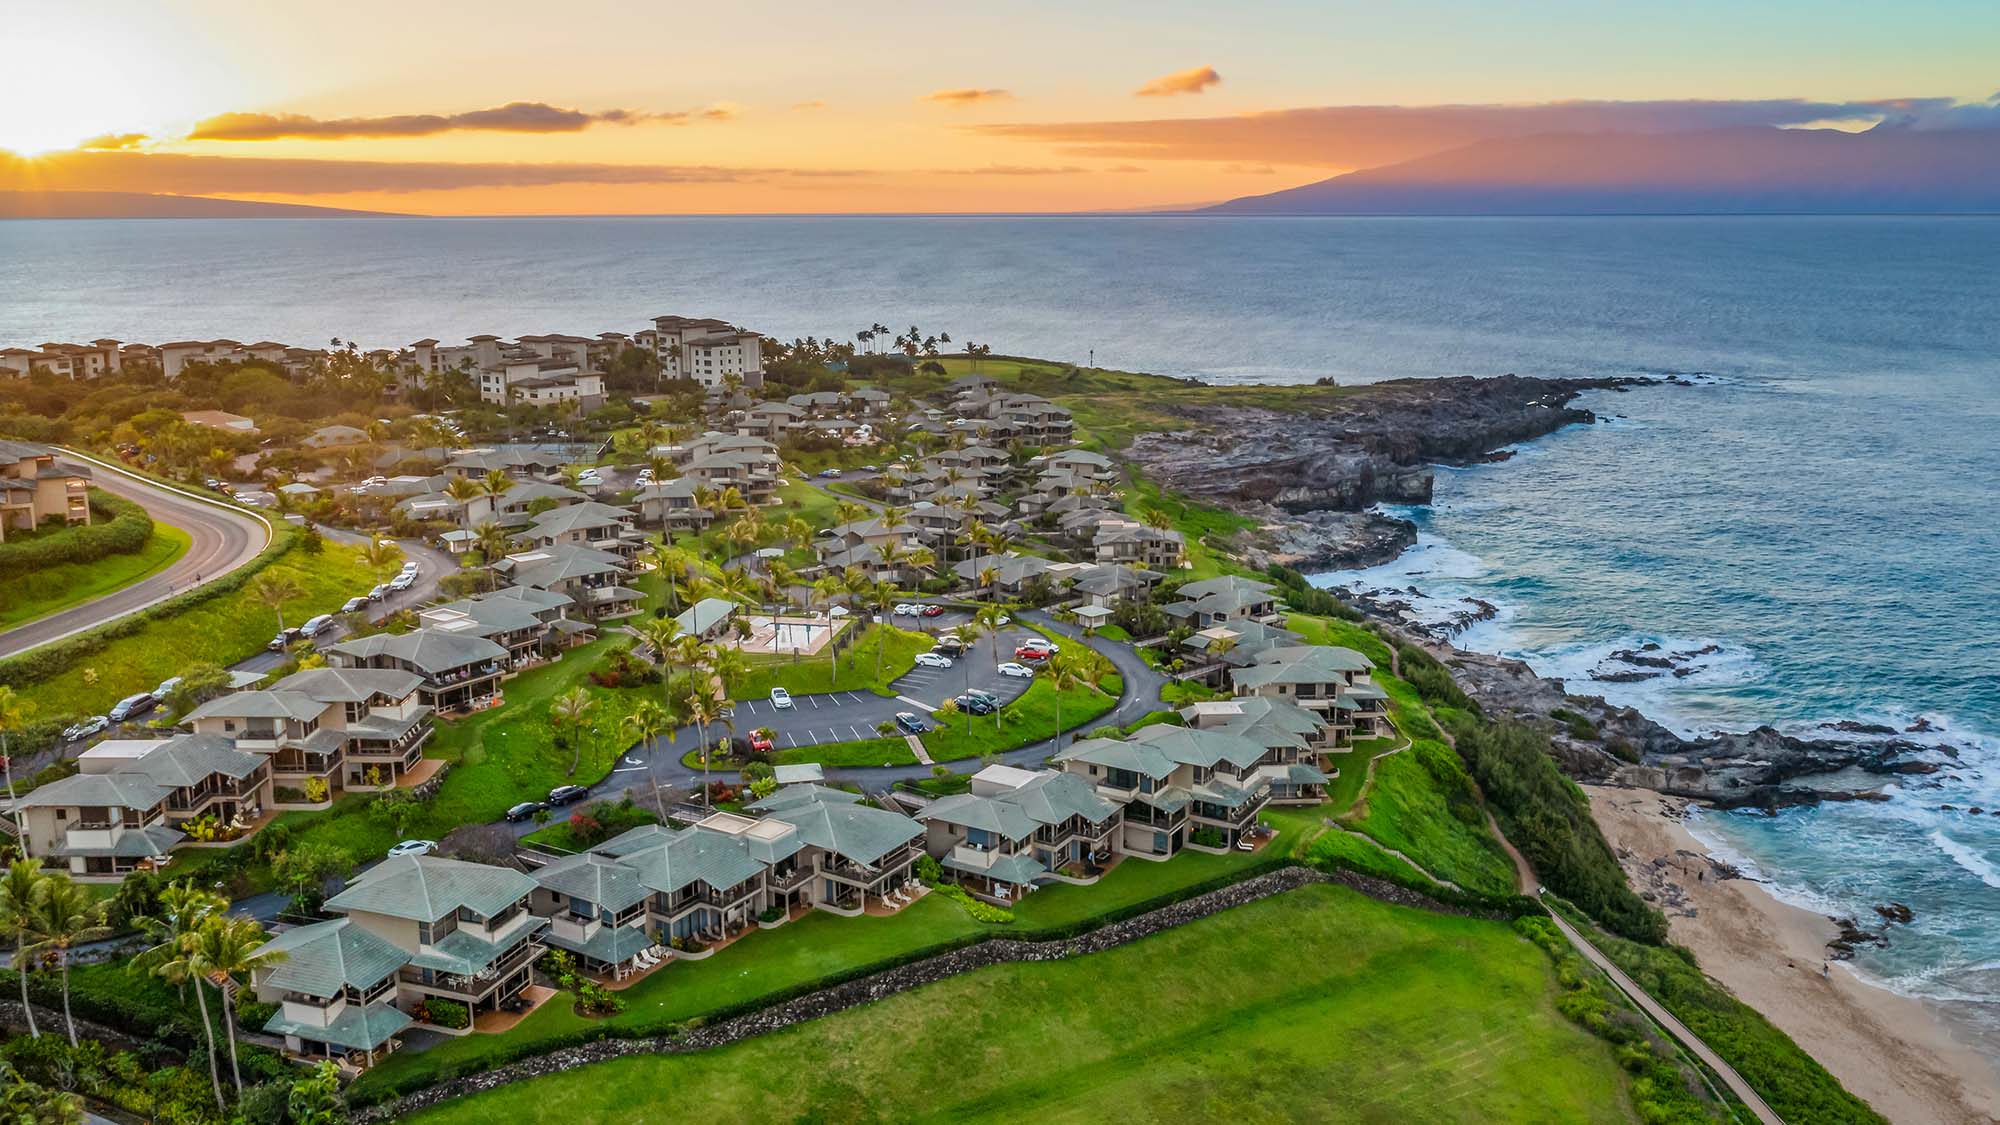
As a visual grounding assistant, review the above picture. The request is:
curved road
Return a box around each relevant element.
[0,450,271,659]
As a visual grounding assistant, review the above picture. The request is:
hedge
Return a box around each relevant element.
[0,491,152,580]
[0,522,291,694]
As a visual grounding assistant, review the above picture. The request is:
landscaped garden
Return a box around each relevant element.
[731,622,933,699]
[0,519,190,630]
[397,884,1639,1124]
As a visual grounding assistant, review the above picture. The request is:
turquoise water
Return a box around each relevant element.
[4,214,1997,1041]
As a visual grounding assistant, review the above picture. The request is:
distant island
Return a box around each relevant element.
[1203,125,2000,215]
[0,191,402,219]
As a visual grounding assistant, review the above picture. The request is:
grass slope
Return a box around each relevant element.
[404,885,1634,1125]
[0,522,190,630]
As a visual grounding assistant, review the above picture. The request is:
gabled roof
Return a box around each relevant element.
[674,596,739,634]
[8,770,174,812]
[270,666,426,703]
[760,793,921,866]
[1174,575,1278,601]
[325,628,507,674]
[1229,644,1375,690]
[918,793,1038,842]
[126,734,265,786]
[529,501,634,538]
[1127,724,1270,770]
[185,690,326,723]
[746,784,861,812]
[533,850,652,913]
[256,917,408,996]
[1004,770,1121,826]
[326,854,538,922]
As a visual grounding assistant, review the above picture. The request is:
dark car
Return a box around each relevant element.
[267,627,302,652]
[953,693,997,716]
[932,637,965,656]
[547,785,589,806]
[894,712,930,735]
[505,801,545,822]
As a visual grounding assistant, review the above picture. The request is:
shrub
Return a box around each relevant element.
[913,854,945,885]
[931,882,1014,924]
[1399,643,1479,714]
[0,491,152,580]
[1549,707,1600,742]
[1189,827,1226,848]
[424,998,470,1029]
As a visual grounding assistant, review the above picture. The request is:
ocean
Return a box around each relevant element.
[5,213,1998,1046]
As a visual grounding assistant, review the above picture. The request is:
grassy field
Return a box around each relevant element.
[915,672,1122,765]
[1125,474,1259,580]
[3,536,389,720]
[0,522,190,630]
[403,884,1634,1125]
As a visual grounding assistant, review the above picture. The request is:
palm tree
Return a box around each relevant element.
[248,572,304,637]
[481,468,515,505]
[153,919,225,1110]
[549,688,596,776]
[833,501,867,526]
[649,543,694,615]
[361,538,401,572]
[1043,651,1083,754]
[473,521,513,565]
[191,915,286,1097]
[24,876,110,1047]
[621,700,674,812]
[130,879,229,995]
[0,686,29,840]
[0,861,46,1039]
[685,690,720,808]
[443,475,485,535]
[867,579,899,681]
[1142,507,1173,531]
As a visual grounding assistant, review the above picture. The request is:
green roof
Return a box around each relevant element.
[746,784,862,812]
[1003,771,1120,827]
[1053,737,1176,780]
[1128,725,1270,771]
[542,922,653,965]
[919,794,1038,841]
[264,1001,412,1052]
[257,918,408,997]
[406,916,546,976]
[533,851,651,913]
[764,794,921,867]
[944,851,1046,886]
[326,855,539,922]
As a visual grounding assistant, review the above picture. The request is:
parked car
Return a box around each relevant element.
[932,638,965,656]
[894,712,930,735]
[547,785,589,806]
[300,614,335,637]
[342,596,369,614]
[920,604,946,618]
[996,662,1036,679]
[203,478,225,491]
[893,603,919,616]
[399,560,420,575]
[953,693,997,716]
[1015,642,1057,661]
[62,716,109,743]
[769,687,793,710]
[505,801,545,822]
[748,729,775,753]
[818,468,842,478]
[386,840,436,858]
[368,583,390,602]
[912,652,952,669]
[267,627,302,651]
[388,573,416,592]
[154,676,182,699]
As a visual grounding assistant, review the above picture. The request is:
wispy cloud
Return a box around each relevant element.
[932,164,1087,176]
[1135,65,1221,98]
[976,97,1923,169]
[185,101,721,141]
[0,150,758,194]
[791,100,828,112]
[923,88,1012,107]
[75,133,151,151]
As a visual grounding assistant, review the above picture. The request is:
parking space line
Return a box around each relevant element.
[809,695,821,709]
[784,732,799,748]
[895,694,936,713]
[810,729,822,744]
[850,725,865,740]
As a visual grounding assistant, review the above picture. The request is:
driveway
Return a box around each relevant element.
[0,451,272,659]
[222,528,455,677]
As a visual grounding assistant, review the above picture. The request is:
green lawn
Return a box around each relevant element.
[0,522,190,630]
[404,885,1635,1125]
[732,623,932,699]
[916,673,1123,766]
[2,535,391,721]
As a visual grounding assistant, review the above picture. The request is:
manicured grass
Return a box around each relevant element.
[917,673,1122,766]
[404,885,1635,1125]
[775,736,917,768]
[3,537,390,720]
[1125,473,1258,580]
[0,522,191,630]
[731,623,931,699]
[1322,735,1398,815]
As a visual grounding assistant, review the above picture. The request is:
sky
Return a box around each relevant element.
[3,0,1998,214]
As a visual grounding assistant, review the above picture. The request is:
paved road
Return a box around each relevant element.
[0,450,271,659]
[618,608,1168,794]
[228,527,456,676]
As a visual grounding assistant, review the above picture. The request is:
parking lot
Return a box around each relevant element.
[722,622,1045,750]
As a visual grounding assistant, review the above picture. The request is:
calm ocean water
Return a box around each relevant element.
[5,215,1998,1044]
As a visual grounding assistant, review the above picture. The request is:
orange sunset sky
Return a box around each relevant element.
[4,0,1997,214]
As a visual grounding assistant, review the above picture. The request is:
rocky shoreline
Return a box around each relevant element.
[1123,373,1654,569]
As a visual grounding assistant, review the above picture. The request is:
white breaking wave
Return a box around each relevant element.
[1929,830,2000,891]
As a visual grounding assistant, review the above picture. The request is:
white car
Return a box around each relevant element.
[388,573,416,592]
[62,716,110,742]
[893,603,919,616]
[386,840,436,859]
[769,687,794,710]
[996,662,1036,679]
[912,652,952,669]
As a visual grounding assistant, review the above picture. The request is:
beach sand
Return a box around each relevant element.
[1585,785,2000,1125]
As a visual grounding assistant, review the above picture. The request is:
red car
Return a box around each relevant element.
[920,604,946,618]
[1015,642,1057,661]
[748,729,775,753]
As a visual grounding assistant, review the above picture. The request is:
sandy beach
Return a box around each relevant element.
[1585,785,2000,1125]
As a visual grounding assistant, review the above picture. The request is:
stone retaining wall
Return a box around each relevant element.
[357,863,1507,1121]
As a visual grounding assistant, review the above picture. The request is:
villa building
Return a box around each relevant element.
[645,315,764,388]
[1054,725,1276,855]
[322,629,509,714]
[0,440,91,542]
[185,666,436,794]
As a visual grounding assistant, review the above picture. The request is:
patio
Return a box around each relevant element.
[737,614,846,656]
[470,984,558,1034]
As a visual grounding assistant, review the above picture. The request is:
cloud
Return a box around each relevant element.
[1136,65,1221,98]
[0,149,758,195]
[1104,164,1148,173]
[975,97,1929,169]
[74,133,150,151]
[932,165,1087,176]
[185,101,715,141]
[1866,92,2000,130]
[791,100,828,112]
[923,88,1012,107]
